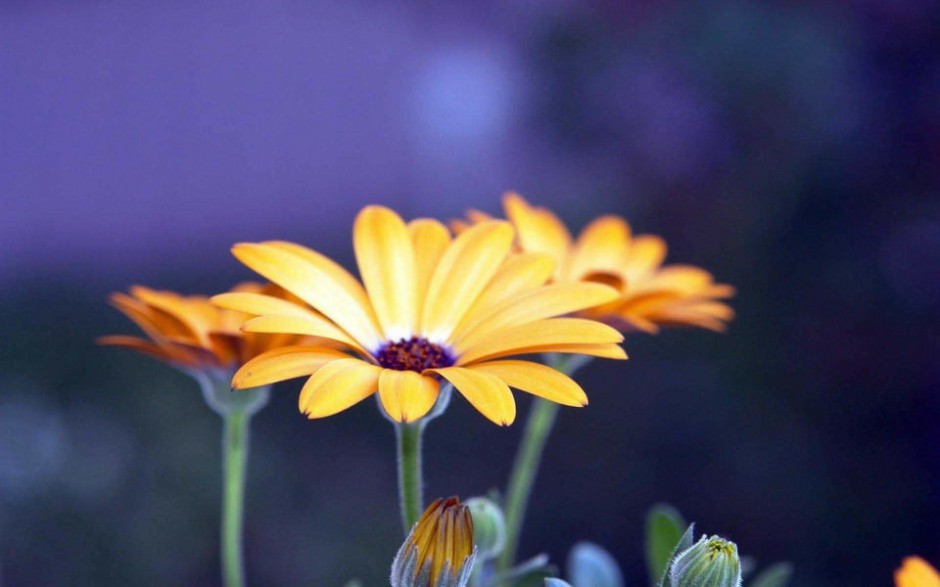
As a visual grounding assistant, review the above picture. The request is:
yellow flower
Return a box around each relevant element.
[390,497,476,587]
[458,193,735,334]
[897,557,940,587]
[99,282,302,372]
[215,205,625,425]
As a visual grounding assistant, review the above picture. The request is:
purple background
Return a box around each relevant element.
[2,1,940,586]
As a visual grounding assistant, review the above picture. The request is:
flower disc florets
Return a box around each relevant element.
[376,336,456,372]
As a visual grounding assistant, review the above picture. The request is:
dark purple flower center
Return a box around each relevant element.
[375,337,455,372]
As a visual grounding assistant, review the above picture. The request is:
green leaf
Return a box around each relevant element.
[656,523,695,587]
[748,563,794,587]
[646,504,687,587]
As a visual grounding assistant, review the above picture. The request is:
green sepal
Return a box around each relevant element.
[748,563,793,587]
[646,504,687,586]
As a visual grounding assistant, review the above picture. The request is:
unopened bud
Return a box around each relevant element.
[465,497,506,561]
[390,497,477,587]
[670,535,741,587]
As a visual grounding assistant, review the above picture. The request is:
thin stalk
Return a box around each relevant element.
[396,422,424,534]
[222,408,250,587]
[498,354,587,574]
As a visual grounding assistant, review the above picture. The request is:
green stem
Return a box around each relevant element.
[498,397,560,573]
[498,354,586,574]
[396,422,424,534]
[222,409,250,587]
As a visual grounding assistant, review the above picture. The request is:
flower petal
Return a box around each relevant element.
[378,369,440,423]
[420,221,514,342]
[109,292,192,342]
[128,286,212,341]
[565,215,631,280]
[452,282,620,352]
[232,346,351,389]
[409,219,451,311]
[430,366,516,426]
[468,360,588,407]
[458,318,624,364]
[232,242,381,351]
[511,343,628,360]
[354,206,418,340]
[896,557,940,587]
[97,335,181,363]
[453,252,555,332]
[623,234,667,279]
[503,192,572,269]
[241,314,365,353]
[211,292,315,319]
[298,358,382,419]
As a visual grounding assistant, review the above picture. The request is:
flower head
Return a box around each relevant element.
[896,557,940,587]
[217,205,625,425]
[390,497,476,587]
[99,282,303,373]
[458,193,735,334]
[669,535,741,587]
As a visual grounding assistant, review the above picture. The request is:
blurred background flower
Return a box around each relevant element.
[1,1,938,586]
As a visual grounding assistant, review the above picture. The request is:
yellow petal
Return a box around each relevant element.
[211,292,315,319]
[896,557,940,587]
[525,343,628,360]
[232,242,381,351]
[503,192,572,269]
[129,286,211,340]
[298,358,382,419]
[452,282,620,352]
[430,366,516,426]
[468,360,588,407]
[232,346,351,389]
[623,234,667,279]
[565,215,631,280]
[109,292,191,342]
[97,335,181,364]
[354,206,418,340]
[378,369,440,423]
[458,318,623,364]
[454,252,556,331]
[420,221,514,342]
[409,219,452,311]
[241,314,365,353]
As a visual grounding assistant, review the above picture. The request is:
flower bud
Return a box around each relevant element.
[390,497,477,587]
[669,535,742,587]
[465,497,506,562]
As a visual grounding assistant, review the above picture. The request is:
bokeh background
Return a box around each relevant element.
[2,1,939,585]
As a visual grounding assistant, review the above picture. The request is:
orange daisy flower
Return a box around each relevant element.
[99,282,303,373]
[215,205,625,426]
[458,193,735,334]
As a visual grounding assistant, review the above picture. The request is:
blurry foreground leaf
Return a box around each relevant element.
[645,504,686,586]
[568,542,624,587]
[486,554,554,587]
[342,581,363,587]
[748,563,793,587]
